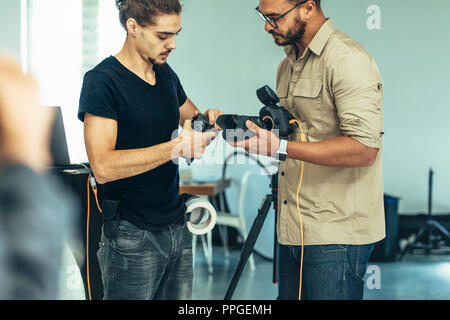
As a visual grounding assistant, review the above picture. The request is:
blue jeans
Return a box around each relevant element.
[97,220,193,300]
[278,243,374,300]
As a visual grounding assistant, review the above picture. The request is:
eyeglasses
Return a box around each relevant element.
[256,0,307,29]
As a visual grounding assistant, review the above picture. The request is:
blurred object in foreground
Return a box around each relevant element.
[0,54,55,171]
[0,54,76,300]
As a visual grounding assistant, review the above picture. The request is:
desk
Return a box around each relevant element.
[180,179,231,201]
[180,179,232,223]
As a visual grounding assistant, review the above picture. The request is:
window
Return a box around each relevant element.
[27,0,124,164]
[28,0,84,162]
[97,0,125,62]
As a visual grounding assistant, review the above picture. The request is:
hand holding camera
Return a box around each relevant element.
[217,85,297,159]
[184,86,297,162]
[178,119,217,163]
[232,120,282,157]
[182,110,222,165]
[216,86,295,142]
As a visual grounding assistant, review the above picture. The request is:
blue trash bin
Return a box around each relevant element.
[370,194,400,262]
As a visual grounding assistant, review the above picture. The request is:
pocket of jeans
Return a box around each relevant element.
[182,224,193,249]
[304,245,347,265]
[97,242,106,274]
[354,244,374,280]
[321,244,347,253]
[115,220,146,251]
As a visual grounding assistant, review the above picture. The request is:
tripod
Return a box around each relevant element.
[398,168,450,260]
[224,172,279,300]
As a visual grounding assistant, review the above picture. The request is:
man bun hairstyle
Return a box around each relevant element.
[115,0,182,30]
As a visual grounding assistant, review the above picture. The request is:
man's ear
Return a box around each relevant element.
[126,18,138,37]
[302,0,316,20]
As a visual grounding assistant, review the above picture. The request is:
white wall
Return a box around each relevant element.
[169,0,450,216]
[0,0,22,56]
[322,0,450,214]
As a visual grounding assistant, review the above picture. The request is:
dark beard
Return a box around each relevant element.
[148,57,167,67]
[271,16,306,46]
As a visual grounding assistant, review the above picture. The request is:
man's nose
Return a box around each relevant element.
[264,20,276,33]
[167,37,177,51]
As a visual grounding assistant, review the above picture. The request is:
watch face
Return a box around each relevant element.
[276,139,288,161]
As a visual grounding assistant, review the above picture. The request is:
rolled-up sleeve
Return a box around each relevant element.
[332,50,384,149]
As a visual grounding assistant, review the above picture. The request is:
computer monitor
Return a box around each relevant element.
[49,106,71,167]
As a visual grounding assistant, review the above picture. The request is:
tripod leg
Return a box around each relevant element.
[398,225,428,261]
[224,195,273,300]
[426,221,432,254]
[430,220,450,241]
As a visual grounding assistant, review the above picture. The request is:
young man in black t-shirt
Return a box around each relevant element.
[78,0,223,300]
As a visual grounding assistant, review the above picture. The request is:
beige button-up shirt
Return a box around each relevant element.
[276,19,385,246]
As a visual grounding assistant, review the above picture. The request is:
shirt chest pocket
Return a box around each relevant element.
[292,79,325,134]
[277,81,289,106]
[294,79,322,98]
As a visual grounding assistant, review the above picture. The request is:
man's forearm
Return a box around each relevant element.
[91,138,181,184]
[286,136,378,168]
[179,98,200,126]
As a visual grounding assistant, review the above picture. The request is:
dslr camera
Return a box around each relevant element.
[192,86,295,141]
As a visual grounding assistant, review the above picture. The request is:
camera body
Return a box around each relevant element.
[187,113,215,165]
[257,86,295,139]
[191,113,214,133]
[215,85,295,141]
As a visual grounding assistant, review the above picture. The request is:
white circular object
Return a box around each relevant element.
[185,198,217,235]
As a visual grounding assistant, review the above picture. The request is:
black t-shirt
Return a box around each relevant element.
[78,56,187,231]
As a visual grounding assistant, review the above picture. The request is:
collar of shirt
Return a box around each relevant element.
[283,18,336,64]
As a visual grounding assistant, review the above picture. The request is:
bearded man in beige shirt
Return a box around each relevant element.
[231,0,385,300]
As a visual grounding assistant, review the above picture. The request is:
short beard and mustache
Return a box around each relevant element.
[149,58,167,67]
[270,16,307,46]
[148,51,171,66]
